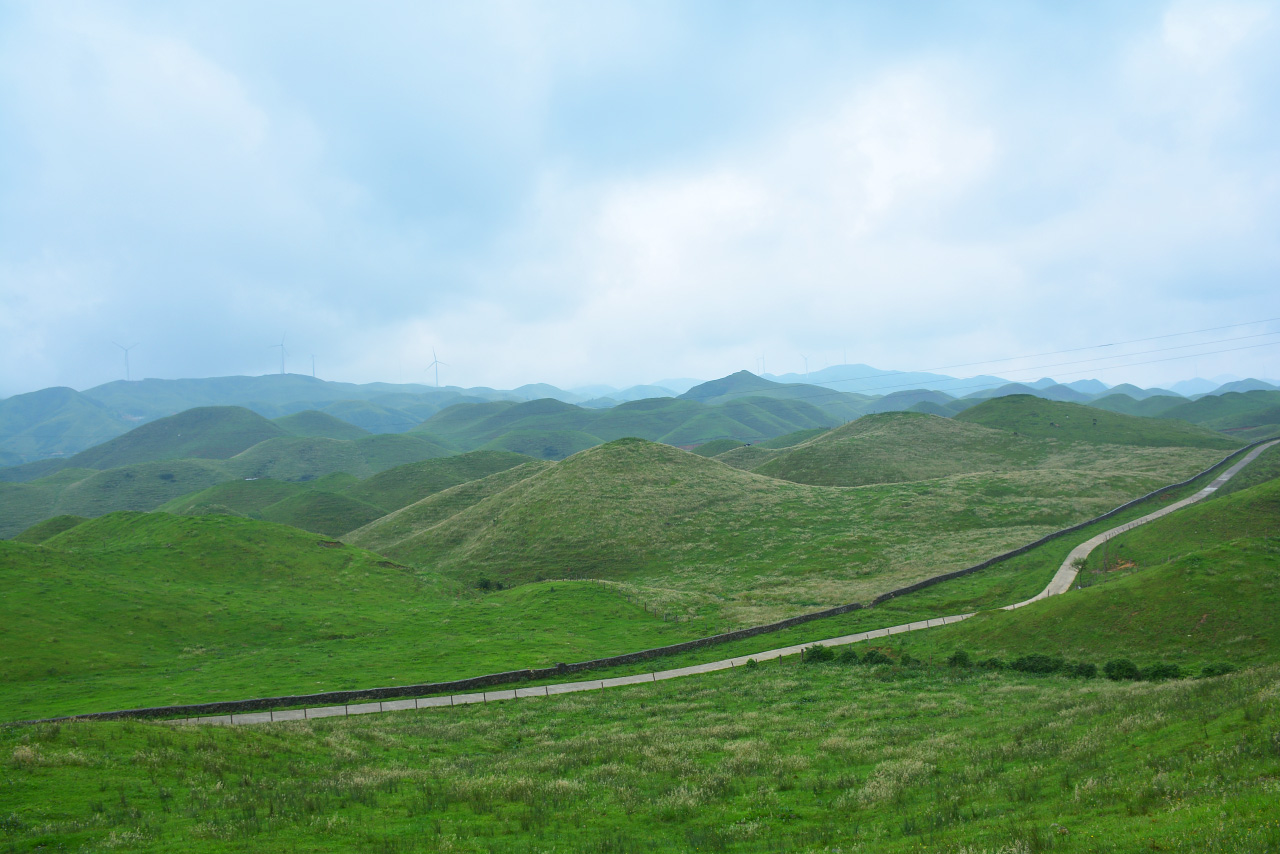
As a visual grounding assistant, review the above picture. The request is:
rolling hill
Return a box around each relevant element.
[273,409,371,440]
[955,395,1240,448]
[366,437,1223,625]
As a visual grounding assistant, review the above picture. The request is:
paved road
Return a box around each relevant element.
[175,439,1279,727]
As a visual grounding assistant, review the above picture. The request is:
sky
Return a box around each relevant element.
[2,0,1279,398]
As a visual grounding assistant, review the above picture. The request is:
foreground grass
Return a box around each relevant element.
[3,663,1278,852]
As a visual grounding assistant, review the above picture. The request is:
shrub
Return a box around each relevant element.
[1009,654,1065,675]
[979,657,1006,670]
[836,648,861,665]
[862,649,893,666]
[1104,659,1141,681]
[1071,662,1098,679]
[744,658,759,670]
[946,649,972,668]
[1200,662,1236,678]
[899,652,919,667]
[1145,662,1182,681]
[802,644,834,664]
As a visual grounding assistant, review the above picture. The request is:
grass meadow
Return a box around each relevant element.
[3,661,1277,852]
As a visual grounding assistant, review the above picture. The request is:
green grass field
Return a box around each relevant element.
[0,513,714,721]
[3,662,1276,852]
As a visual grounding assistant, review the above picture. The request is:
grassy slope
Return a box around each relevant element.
[1089,393,1185,418]
[0,513,709,721]
[67,406,288,469]
[1157,389,1280,431]
[225,433,455,480]
[899,473,1280,669]
[155,478,308,517]
[4,663,1276,853]
[755,412,1041,485]
[345,461,554,555]
[377,438,1223,625]
[273,409,371,440]
[258,490,389,537]
[9,514,87,544]
[340,449,532,512]
[956,394,1240,448]
[0,386,132,463]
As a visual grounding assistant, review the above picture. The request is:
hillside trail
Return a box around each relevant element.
[176,439,1279,726]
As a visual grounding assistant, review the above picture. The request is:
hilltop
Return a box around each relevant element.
[752,412,1041,486]
[955,394,1240,448]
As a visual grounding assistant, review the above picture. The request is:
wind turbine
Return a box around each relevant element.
[268,335,287,375]
[802,355,809,382]
[426,348,449,388]
[112,342,138,382]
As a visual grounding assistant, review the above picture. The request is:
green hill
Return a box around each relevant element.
[411,390,848,458]
[0,512,707,720]
[0,386,133,465]
[956,395,1239,448]
[478,428,604,460]
[49,459,230,518]
[690,438,746,456]
[225,432,454,480]
[156,478,308,517]
[1158,389,1280,432]
[371,438,1219,625]
[9,514,87,544]
[341,450,532,512]
[273,409,371,440]
[679,370,867,420]
[1089,393,1185,418]
[319,399,420,434]
[910,476,1280,670]
[66,406,287,469]
[257,490,388,537]
[346,461,554,555]
[754,412,1040,486]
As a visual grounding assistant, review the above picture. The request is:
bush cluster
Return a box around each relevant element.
[793,644,1237,682]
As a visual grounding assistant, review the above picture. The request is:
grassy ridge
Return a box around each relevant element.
[956,394,1240,448]
[272,409,371,440]
[754,412,1042,485]
[4,663,1276,852]
[0,513,709,721]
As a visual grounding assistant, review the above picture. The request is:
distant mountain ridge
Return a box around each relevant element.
[3,368,1277,468]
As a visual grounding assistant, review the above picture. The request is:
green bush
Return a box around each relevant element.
[1071,662,1098,679]
[802,644,834,664]
[1201,662,1236,678]
[946,649,972,668]
[1010,654,1065,675]
[979,657,1006,670]
[862,649,893,666]
[1145,663,1182,681]
[1104,659,1142,681]
[744,658,759,669]
[835,648,861,665]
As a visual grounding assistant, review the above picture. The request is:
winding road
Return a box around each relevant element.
[169,439,1276,726]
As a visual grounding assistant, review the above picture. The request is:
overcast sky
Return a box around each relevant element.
[2,1,1279,397]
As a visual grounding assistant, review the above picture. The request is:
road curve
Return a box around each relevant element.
[175,439,1278,726]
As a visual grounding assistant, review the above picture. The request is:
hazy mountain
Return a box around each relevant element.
[764,363,1009,396]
